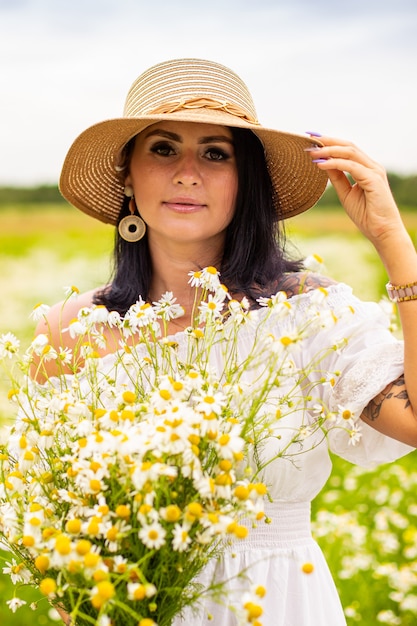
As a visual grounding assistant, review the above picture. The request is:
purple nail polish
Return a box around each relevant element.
[312,158,327,163]
[306,131,322,137]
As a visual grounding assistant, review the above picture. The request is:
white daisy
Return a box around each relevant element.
[107,310,122,327]
[63,285,80,298]
[3,559,32,584]
[198,294,225,322]
[57,346,73,365]
[304,253,326,272]
[153,291,185,321]
[89,305,110,324]
[6,597,27,613]
[138,521,166,549]
[172,523,192,552]
[67,318,88,339]
[214,426,244,459]
[348,425,363,446]
[195,388,225,416]
[29,302,50,322]
[0,332,20,359]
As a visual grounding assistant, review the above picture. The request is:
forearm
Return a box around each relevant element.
[374,226,417,413]
[360,226,417,445]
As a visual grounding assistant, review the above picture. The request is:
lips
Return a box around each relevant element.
[163,197,206,213]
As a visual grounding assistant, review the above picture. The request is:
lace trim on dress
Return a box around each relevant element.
[330,342,404,415]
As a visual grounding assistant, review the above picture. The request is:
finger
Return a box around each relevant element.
[325,169,354,204]
[305,132,386,168]
[306,133,360,152]
[307,134,365,152]
[308,143,381,172]
[315,156,388,195]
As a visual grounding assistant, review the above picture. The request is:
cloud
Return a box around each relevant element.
[1,0,416,184]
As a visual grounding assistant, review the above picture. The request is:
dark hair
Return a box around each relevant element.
[94,127,303,315]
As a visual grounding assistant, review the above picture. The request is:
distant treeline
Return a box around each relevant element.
[0,174,416,208]
[0,185,66,204]
[314,172,417,209]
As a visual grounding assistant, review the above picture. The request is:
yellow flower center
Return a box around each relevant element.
[122,390,136,404]
[84,552,100,568]
[234,485,249,500]
[39,578,57,596]
[55,535,71,555]
[133,584,146,600]
[34,555,50,574]
[302,562,314,574]
[76,539,92,555]
[165,505,181,522]
[159,389,171,401]
[115,504,130,519]
[148,530,159,540]
[244,601,263,620]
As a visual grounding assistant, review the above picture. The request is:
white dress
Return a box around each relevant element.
[163,284,412,626]
[105,284,414,626]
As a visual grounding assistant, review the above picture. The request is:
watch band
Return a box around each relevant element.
[386,281,417,303]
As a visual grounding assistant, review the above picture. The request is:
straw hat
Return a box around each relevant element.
[59,58,328,224]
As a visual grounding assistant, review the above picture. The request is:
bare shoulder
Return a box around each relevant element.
[277,272,337,299]
[31,288,103,381]
[34,288,99,345]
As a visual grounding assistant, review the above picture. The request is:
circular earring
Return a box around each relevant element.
[118,196,146,242]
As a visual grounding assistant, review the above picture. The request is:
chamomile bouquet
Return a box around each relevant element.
[0,267,359,625]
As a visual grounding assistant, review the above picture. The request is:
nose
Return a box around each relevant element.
[173,152,201,186]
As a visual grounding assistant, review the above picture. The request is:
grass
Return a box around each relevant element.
[1,204,417,625]
[0,206,113,341]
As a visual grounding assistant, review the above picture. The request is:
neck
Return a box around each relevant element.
[147,237,224,314]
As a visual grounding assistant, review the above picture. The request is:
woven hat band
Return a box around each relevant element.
[123,58,258,123]
[147,97,259,125]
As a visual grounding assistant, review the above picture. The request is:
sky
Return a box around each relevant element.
[1,0,417,186]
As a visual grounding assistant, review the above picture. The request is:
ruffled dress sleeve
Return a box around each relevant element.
[294,283,415,468]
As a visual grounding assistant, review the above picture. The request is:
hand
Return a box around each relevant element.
[307,136,407,250]
[55,605,72,625]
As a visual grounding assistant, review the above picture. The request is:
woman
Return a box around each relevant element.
[38,58,416,624]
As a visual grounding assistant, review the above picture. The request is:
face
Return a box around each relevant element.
[125,121,238,251]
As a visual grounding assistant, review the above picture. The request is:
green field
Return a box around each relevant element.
[1,204,417,625]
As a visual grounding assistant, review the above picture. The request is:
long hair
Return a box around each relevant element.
[94,128,303,314]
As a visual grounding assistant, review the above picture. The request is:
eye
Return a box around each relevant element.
[204,147,230,161]
[150,141,176,157]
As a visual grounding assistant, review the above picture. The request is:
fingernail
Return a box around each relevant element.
[312,158,328,163]
[306,131,322,137]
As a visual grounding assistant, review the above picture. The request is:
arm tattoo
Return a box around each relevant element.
[363,374,410,422]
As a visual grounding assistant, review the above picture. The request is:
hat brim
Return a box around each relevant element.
[59,109,328,225]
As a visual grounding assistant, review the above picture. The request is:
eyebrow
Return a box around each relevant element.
[144,129,234,145]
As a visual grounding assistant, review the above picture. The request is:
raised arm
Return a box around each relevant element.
[309,137,417,446]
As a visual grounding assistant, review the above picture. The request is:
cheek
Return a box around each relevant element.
[222,172,238,216]
[130,164,160,204]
